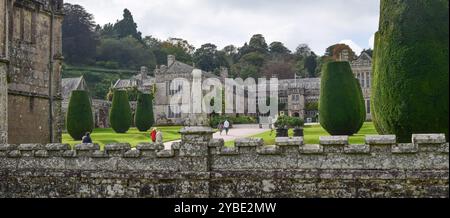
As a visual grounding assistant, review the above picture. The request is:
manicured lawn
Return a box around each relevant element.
[225,122,378,147]
[62,126,183,148]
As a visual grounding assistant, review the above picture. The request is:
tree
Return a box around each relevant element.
[109,90,132,133]
[319,62,365,135]
[355,78,367,132]
[262,60,296,79]
[324,44,356,61]
[239,65,259,80]
[62,3,98,65]
[372,0,449,142]
[161,39,194,64]
[135,93,155,132]
[270,42,291,55]
[296,53,318,78]
[96,36,156,70]
[114,9,142,41]
[241,52,266,68]
[193,43,219,72]
[295,44,312,57]
[66,90,94,140]
[249,34,269,54]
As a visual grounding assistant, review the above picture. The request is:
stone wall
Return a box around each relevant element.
[1,0,64,144]
[0,62,7,144]
[0,129,448,198]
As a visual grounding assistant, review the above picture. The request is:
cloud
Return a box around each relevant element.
[66,0,380,55]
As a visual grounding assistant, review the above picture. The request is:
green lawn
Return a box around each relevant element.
[225,122,378,147]
[62,126,183,148]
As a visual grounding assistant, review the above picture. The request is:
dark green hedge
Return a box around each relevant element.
[134,93,155,132]
[372,0,449,142]
[109,90,132,133]
[66,90,94,140]
[355,78,367,133]
[319,61,365,135]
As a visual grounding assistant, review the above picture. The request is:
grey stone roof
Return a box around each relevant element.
[61,76,88,100]
[164,60,218,79]
[113,79,138,89]
[113,76,156,89]
[279,78,321,90]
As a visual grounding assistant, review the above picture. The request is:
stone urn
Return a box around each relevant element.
[293,127,304,137]
[276,127,289,137]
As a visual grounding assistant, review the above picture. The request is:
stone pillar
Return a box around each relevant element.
[0,60,7,144]
[179,126,215,171]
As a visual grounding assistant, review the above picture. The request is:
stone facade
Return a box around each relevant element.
[0,130,448,198]
[112,53,372,125]
[351,52,373,120]
[0,0,64,144]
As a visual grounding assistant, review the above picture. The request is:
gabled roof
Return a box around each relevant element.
[162,60,218,79]
[113,78,138,89]
[62,76,88,100]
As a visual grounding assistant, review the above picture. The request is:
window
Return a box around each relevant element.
[168,105,181,119]
[366,100,371,114]
[168,80,183,96]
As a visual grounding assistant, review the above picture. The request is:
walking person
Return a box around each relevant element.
[82,132,93,144]
[156,129,164,143]
[150,128,157,143]
[224,120,230,136]
[218,123,224,135]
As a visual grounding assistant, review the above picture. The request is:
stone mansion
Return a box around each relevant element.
[89,52,372,126]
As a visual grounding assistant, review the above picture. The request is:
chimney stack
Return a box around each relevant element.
[140,66,148,81]
[168,55,176,66]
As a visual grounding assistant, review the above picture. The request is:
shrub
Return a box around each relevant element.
[66,90,94,140]
[289,117,305,128]
[372,0,449,142]
[319,61,365,135]
[274,115,290,129]
[209,115,257,127]
[232,116,257,125]
[134,93,155,132]
[109,90,132,133]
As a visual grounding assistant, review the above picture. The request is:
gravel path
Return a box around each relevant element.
[164,124,270,149]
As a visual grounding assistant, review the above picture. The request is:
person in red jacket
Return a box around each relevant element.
[150,128,157,143]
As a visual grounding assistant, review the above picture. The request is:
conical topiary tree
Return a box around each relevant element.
[354,78,367,132]
[66,90,94,140]
[372,0,449,142]
[134,92,155,132]
[319,61,365,136]
[109,90,132,133]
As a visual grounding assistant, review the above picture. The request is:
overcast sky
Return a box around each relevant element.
[66,0,380,55]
